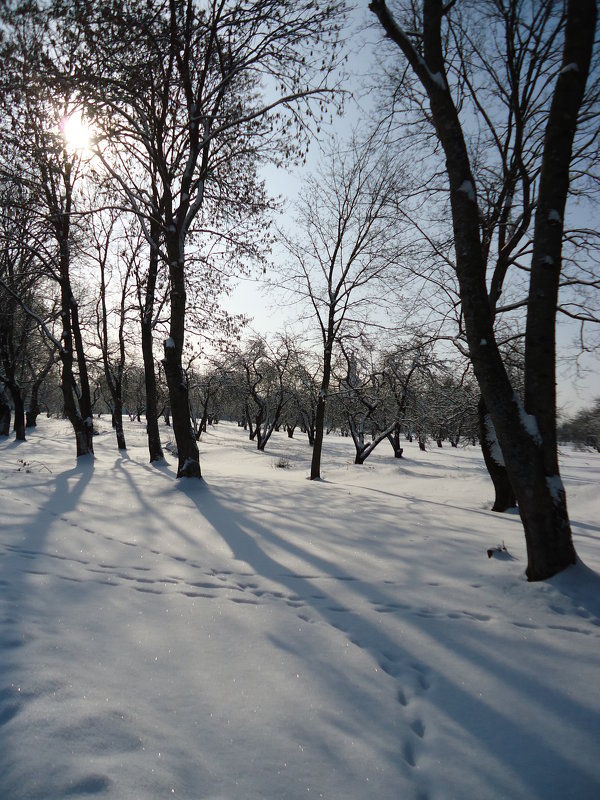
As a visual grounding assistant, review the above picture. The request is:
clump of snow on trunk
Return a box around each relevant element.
[512,393,542,445]
[484,414,505,466]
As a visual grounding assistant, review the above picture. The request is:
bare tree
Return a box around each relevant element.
[48,0,346,478]
[131,213,168,463]
[280,136,408,479]
[377,337,441,457]
[369,0,597,579]
[0,10,97,457]
[236,336,293,451]
[336,342,397,464]
[89,207,137,451]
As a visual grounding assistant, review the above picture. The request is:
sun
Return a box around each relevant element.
[60,110,92,154]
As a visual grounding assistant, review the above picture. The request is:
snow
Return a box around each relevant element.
[165,337,176,349]
[428,70,445,90]
[513,393,543,445]
[548,209,562,223]
[457,180,476,202]
[560,62,580,74]
[415,53,446,90]
[1,418,600,800]
[546,473,565,503]
[484,413,505,467]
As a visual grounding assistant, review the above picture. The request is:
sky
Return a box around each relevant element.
[223,3,600,416]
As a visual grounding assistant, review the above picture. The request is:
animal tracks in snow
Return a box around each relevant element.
[5,530,599,651]
[3,489,598,796]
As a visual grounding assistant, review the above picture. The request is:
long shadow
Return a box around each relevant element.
[180,477,597,799]
[406,617,600,798]
[548,560,600,624]
[347,482,521,522]
[0,455,94,789]
[109,456,205,553]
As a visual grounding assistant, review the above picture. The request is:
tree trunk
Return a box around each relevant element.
[70,297,94,437]
[311,392,327,479]
[57,229,93,458]
[522,0,596,554]
[162,230,200,478]
[300,410,316,446]
[26,353,54,428]
[1,334,25,440]
[99,253,127,452]
[0,386,11,435]
[113,399,126,451]
[387,426,404,458]
[311,340,333,480]
[11,387,26,441]
[369,0,593,580]
[478,396,516,512]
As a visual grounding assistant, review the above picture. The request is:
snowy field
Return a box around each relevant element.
[1,417,599,800]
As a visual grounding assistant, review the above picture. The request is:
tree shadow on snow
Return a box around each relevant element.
[178,476,600,800]
[0,457,95,792]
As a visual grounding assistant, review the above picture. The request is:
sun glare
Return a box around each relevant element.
[60,111,92,154]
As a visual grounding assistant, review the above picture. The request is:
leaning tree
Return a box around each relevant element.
[369,0,598,579]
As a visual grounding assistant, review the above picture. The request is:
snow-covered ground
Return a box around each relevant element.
[1,417,599,800]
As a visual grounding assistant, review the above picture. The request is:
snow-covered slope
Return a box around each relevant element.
[1,418,599,799]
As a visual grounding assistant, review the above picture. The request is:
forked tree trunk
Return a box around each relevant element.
[26,353,54,428]
[387,425,404,458]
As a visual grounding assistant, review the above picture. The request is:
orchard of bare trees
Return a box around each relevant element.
[1,0,598,581]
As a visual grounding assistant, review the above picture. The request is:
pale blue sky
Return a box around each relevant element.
[225,3,599,415]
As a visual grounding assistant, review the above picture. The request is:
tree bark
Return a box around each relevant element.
[1,370,25,440]
[140,224,164,462]
[26,353,54,428]
[70,297,94,436]
[387,425,404,458]
[310,343,333,480]
[477,396,516,512]
[0,386,11,435]
[57,220,93,458]
[162,230,200,478]
[11,386,26,441]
